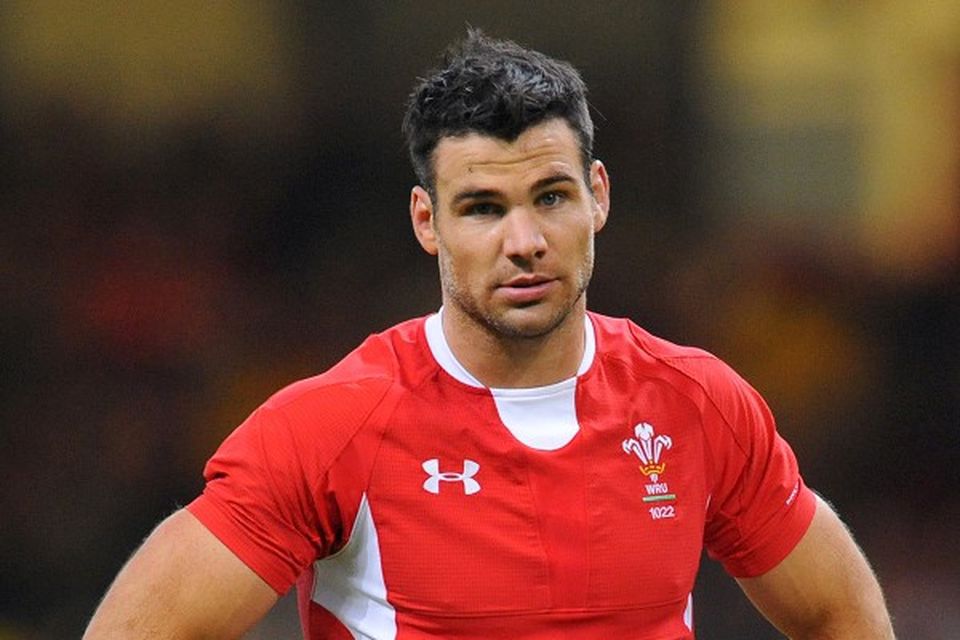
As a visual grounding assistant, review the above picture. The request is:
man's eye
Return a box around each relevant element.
[539,192,566,207]
[466,202,501,216]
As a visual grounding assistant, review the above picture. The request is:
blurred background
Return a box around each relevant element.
[1,2,958,638]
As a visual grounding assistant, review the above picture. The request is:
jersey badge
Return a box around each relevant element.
[422,458,481,495]
[623,422,676,506]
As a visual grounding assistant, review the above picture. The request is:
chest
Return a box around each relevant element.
[363,381,709,614]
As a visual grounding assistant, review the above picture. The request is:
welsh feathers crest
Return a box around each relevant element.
[622,422,672,482]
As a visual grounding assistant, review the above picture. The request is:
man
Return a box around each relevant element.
[84,31,895,639]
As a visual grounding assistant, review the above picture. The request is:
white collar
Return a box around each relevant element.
[424,307,596,390]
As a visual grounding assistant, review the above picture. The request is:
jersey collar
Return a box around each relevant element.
[424,307,596,390]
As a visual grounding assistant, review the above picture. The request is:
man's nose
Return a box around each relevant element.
[502,208,547,260]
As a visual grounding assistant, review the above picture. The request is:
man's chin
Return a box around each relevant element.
[487,306,572,340]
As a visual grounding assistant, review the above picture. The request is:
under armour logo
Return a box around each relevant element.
[422,459,481,495]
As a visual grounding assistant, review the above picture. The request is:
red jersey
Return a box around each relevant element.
[188,311,816,639]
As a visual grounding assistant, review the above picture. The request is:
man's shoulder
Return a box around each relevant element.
[590,311,716,365]
[261,315,432,414]
[588,311,748,395]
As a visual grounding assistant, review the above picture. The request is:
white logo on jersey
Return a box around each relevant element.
[623,422,678,515]
[421,459,481,495]
[622,422,672,482]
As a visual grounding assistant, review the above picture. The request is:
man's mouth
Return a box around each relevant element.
[497,275,557,303]
[502,275,550,288]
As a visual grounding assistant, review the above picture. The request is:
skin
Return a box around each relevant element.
[738,496,896,639]
[410,118,610,387]
[82,509,277,639]
[83,118,895,639]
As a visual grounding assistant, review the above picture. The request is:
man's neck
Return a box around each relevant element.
[440,303,587,388]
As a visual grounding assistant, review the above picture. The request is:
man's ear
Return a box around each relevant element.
[410,186,439,255]
[589,160,610,233]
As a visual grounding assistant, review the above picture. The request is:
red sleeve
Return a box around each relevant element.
[700,364,817,578]
[187,377,392,595]
[186,406,330,594]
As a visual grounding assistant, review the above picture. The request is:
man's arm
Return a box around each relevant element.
[83,509,278,639]
[737,496,895,639]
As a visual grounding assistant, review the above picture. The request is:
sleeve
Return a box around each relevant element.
[186,405,335,595]
[185,377,392,595]
[700,363,817,578]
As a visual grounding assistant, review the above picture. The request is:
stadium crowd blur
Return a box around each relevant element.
[1,3,957,638]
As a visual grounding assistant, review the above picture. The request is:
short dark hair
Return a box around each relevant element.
[402,30,595,198]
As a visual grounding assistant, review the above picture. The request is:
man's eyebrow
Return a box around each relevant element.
[531,173,578,192]
[451,173,577,205]
[450,188,501,206]
[449,173,579,206]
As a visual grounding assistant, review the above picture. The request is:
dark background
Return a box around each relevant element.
[1,3,958,638]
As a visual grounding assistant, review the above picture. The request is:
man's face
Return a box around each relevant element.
[411,118,609,340]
